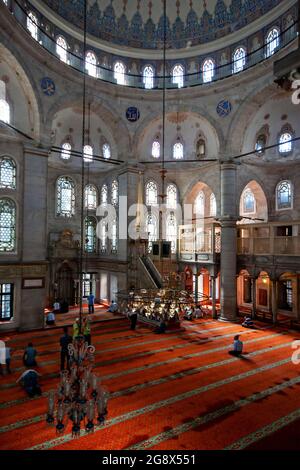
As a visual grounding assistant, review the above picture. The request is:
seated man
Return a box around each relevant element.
[228,335,243,357]
[154,320,166,334]
[16,369,42,397]
[108,300,118,313]
[242,315,254,328]
[46,311,56,325]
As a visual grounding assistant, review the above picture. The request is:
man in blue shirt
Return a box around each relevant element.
[87,293,95,314]
[229,335,243,357]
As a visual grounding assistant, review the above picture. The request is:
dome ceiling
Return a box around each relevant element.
[42,0,282,50]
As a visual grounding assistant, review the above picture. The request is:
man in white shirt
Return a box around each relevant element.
[53,300,60,313]
[46,311,56,325]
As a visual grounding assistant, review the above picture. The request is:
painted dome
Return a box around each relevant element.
[41,0,282,50]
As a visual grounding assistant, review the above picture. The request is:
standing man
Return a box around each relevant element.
[53,299,60,314]
[87,292,95,314]
[59,326,72,371]
[129,309,138,330]
[83,316,91,345]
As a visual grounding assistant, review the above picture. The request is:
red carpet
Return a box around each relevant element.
[0,318,299,450]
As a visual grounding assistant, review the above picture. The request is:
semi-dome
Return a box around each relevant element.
[41,0,282,50]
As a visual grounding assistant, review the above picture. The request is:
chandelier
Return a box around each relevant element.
[46,335,109,437]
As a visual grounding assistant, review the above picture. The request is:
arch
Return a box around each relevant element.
[145,180,158,206]
[143,65,154,89]
[111,179,118,206]
[238,180,268,223]
[56,176,75,217]
[0,43,41,139]
[84,184,98,210]
[151,140,160,159]
[276,180,292,210]
[83,145,93,163]
[166,183,178,209]
[102,142,111,159]
[85,51,97,77]
[114,61,126,85]
[202,58,215,83]
[265,27,280,57]
[233,46,246,73]
[172,64,184,88]
[56,36,68,63]
[85,216,97,253]
[60,142,71,160]
[100,183,108,206]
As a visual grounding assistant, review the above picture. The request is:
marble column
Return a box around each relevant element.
[211,275,217,319]
[271,278,278,324]
[251,276,257,318]
[219,162,238,322]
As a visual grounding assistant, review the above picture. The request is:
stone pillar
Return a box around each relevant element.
[271,278,278,324]
[194,271,198,303]
[211,275,217,319]
[219,162,238,322]
[251,276,257,318]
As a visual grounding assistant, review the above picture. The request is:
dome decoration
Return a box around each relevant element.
[42,0,282,50]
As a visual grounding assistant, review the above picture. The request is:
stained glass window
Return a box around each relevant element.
[0,157,16,189]
[242,188,255,213]
[0,99,10,124]
[166,212,177,254]
[210,193,217,217]
[194,191,204,217]
[84,184,98,210]
[83,145,93,163]
[233,47,246,73]
[27,11,38,40]
[56,36,68,63]
[85,51,97,77]
[111,218,118,253]
[61,142,71,160]
[279,133,292,154]
[102,143,111,159]
[146,181,158,206]
[166,184,177,209]
[114,62,125,85]
[0,283,13,321]
[143,65,154,89]
[0,198,16,252]
[266,28,279,57]
[85,216,97,253]
[277,180,292,210]
[151,141,160,159]
[173,142,183,159]
[56,176,75,217]
[172,64,184,88]
[101,184,108,206]
[203,59,215,83]
[146,212,157,253]
[111,180,118,206]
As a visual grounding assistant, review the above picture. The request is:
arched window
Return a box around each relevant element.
[0,157,16,189]
[27,12,38,40]
[143,65,154,89]
[233,47,246,73]
[242,188,255,214]
[196,137,206,157]
[146,181,158,206]
[102,143,111,159]
[151,140,160,159]
[83,145,93,163]
[255,134,266,154]
[194,191,205,217]
[172,64,184,88]
[276,180,292,210]
[61,142,71,160]
[56,176,75,217]
[85,216,97,253]
[166,212,177,254]
[166,184,177,209]
[56,36,68,63]
[111,179,118,206]
[100,219,107,252]
[85,52,97,77]
[279,132,292,154]
[111,218,118,253]
[266,28,280,57]
[210,193,217,217]
[0,198,16,252]
[0,99,10,124]
[101,184,108,206]
[146,212,157,253]
[84,184,98,210]
[173,141,184,160]
[114,62,125,85]
[202,59,215,83]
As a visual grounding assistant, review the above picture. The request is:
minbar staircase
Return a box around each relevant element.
[138,255,163,288]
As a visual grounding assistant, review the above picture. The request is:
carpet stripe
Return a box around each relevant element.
[224,408,300,450]
[27,350,292,449]
[126,375,300,450]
